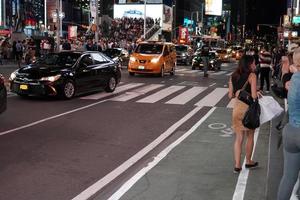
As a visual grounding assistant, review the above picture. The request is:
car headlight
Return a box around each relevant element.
[40,74,61,82]
[210,60,214,64]
[151,57,160,63]
[130,57,136,62]
[9,70,18,81]
[224,55,228,58]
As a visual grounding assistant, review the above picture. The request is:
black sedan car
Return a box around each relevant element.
[10,51,121,99]
[0,74,7,113]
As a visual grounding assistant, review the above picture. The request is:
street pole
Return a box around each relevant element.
[144,0,146,39]
[59,0,62,37]
[95,0,99,43]
[44,0,47,32]
[56,0,60,52]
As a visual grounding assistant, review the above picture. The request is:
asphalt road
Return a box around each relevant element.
[0,62,285,200]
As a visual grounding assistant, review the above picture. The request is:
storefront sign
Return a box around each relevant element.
[178,27,189,44]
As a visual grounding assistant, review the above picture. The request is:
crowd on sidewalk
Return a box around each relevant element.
[229,42,300,200]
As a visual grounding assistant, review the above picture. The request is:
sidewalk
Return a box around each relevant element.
[97,107,274,200]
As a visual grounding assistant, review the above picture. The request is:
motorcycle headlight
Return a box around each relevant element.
[40,74,61,82]
[151,57,160,63]
[130,57,136,62]
[9,70,18,81]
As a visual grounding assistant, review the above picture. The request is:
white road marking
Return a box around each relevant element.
[110,84,164,102]
[212,71,226,75]
[106,107,216,200]
[233,128,260,200]
[209,83,216,87]
[226,72,233,76]
[0,99,108,136]
[175,69,189,72]
[80,83,144,100]
[195,88,228,107]
[137,86,185,103]
[165,87,207,105]
[227,98,235,108]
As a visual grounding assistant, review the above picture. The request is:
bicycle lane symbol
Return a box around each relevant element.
[208,123,234,137]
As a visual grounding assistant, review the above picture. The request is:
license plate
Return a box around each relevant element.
[20,84,28,90]
[138,66,145,70]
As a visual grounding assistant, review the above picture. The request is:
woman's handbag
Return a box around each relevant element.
[238,79,253,105]
[242,99,261,129]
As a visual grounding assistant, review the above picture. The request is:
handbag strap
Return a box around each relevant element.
[241,78,249,91]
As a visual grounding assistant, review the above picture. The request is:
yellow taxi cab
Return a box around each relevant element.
[128,41,177,77]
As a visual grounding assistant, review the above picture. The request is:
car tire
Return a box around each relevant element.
[62,80,75,99]
[170,65,175,76]
[129,72,135,76]
[105,76,117,93]
[160,66,164,77]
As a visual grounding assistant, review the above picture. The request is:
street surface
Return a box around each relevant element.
[0,62,285,200]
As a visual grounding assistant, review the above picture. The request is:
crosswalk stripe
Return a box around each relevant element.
[212,71,226,75]
[110,84,164,102]
[175,69,189,72]
[81,83,144,100]
[227,98,235,108]
[137,85,185,103]
[226,72,233,76]
[166,87,207,105]
[195,88,228,107]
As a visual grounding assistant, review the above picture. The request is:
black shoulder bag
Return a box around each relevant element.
[242,99,261,129]
[237,78,253,105]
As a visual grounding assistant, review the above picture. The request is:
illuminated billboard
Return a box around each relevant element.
[114,4,163,26]
[205,0,222,16]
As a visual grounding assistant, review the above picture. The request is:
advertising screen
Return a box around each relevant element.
[205,0,222,16]
[114,4,163,26]
[163,5,172,31]
[117,0,163,4]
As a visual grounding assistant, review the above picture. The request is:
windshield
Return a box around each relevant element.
[103,49,121,58]
[35,53,81,67]
[135,44,163,54]
[175,46,188,52]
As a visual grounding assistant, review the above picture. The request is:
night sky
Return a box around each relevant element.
[246,0,286,31]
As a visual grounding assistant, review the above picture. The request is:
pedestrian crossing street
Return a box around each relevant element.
[81,82,236,108]
[175,68,233,76]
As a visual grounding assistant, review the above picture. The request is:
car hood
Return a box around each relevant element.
[17,64,70,79]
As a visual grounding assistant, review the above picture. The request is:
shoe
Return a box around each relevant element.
[233,167,242,173]
[245,162,258,169]
[204,74,209,77]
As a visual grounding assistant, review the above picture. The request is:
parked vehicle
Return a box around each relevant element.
[9,51,121,99]
[192,51,221,71]
[128,41,176,77]
[175,44,193,65]
[0,74,7,113]
[102,48,129,67]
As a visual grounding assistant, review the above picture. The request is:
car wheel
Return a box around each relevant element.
[160,66,164,77]
[129,72,135,76]
[170,65,175,76]
[105,76,117,92]
[62,80,75,99]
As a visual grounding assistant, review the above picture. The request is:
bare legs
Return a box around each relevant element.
[234,129,255,168]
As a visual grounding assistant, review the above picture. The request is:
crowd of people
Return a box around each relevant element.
[228,42,300,199]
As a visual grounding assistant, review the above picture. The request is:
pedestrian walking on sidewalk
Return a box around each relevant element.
[277,57,300,200]
[259,46,272,92]
[228,55,260,173]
